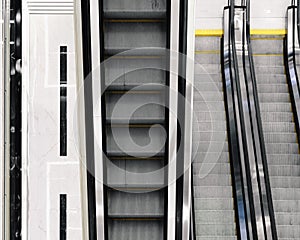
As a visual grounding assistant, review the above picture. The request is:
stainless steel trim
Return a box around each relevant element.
[3,0,10,239]
[182,0,195,238]
[74,0,89,239]
[89,0,105,239]
[168,1,180,239]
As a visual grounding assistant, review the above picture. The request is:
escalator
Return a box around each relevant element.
[76,0,195,239]
[220,1,278,239]
[103,1,169,239]
[253,2,300,239]
[254,33,300,240]
[193,36,237,239]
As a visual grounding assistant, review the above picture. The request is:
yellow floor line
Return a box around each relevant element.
[195,29,223,37]
[195,29,287,37]
[195,50,220,54]
[250,29,287,35]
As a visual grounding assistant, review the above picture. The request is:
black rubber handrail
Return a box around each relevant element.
[244,4,278,239]
[222,1,278,239]
[285,4,300,151]
[222,4,250,240]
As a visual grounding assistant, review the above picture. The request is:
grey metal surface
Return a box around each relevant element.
[254,35,300,240]
[103,0,166,18]
[103,2,168,239]
[104,21,166,54]
[193,36,237,240]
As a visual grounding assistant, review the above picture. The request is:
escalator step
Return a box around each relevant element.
[259,103,291,112]
[258,93,291,103]
[193,152,230,164]
[194,210,235,224]
[108,190,164,217]
[108,220,164,240]
[255,74,287,84]
[271,188,300,200]
[104,21,166,54]
[253,55,284,67]
[268,165,300,176]
[194,198,234,211]
[263,133,297,143]
[262,122,295,133]
[260,112,294,122]
[193,174,232,186]
[193,186,233,198]
[192,163,231,175]
[265,143,299,154]
[195,224,236,237]
[103,0,166,19]
[257,84,289,93]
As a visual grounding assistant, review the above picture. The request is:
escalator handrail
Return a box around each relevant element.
[224,1,278,239]
[190,164,196,240]
[285,5,300,151]
[222,4,251,240]
[244,4,278,239]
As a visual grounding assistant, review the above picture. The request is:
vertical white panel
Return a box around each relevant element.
[24,14,82,239]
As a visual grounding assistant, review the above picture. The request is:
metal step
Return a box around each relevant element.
[257,84,289,93]
[195,37,220,51]
[195,53,220,65]
[193,152,230,164]
[193,37,237,239]
[105,90,165,122]
[108,220,164,240]
[253,55,284,67]
[251,38,283,54]
[263,133,297,143]
[194,198,234,211]
[108,190,164,217]
[106,125,166,156]
[255,74,287,84]
[193,174,232,186]
[107,159,165,187]
[259,103,291,112]
[104,57,166,86]
[258,93,291,103]
[266,154,300,165]
[194,63,222,74]
[104,21,166,54]
[193,163,231,175]
[103,0,166,19]
[254,37,300,239]
[260,112,294,122]
[194,210,235,224]
[265,143,299,154]
[103,3,168,238]
[195,224,236,236]
[270,177,300,188]
[254,66,285,75]
[262,122,296,133]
